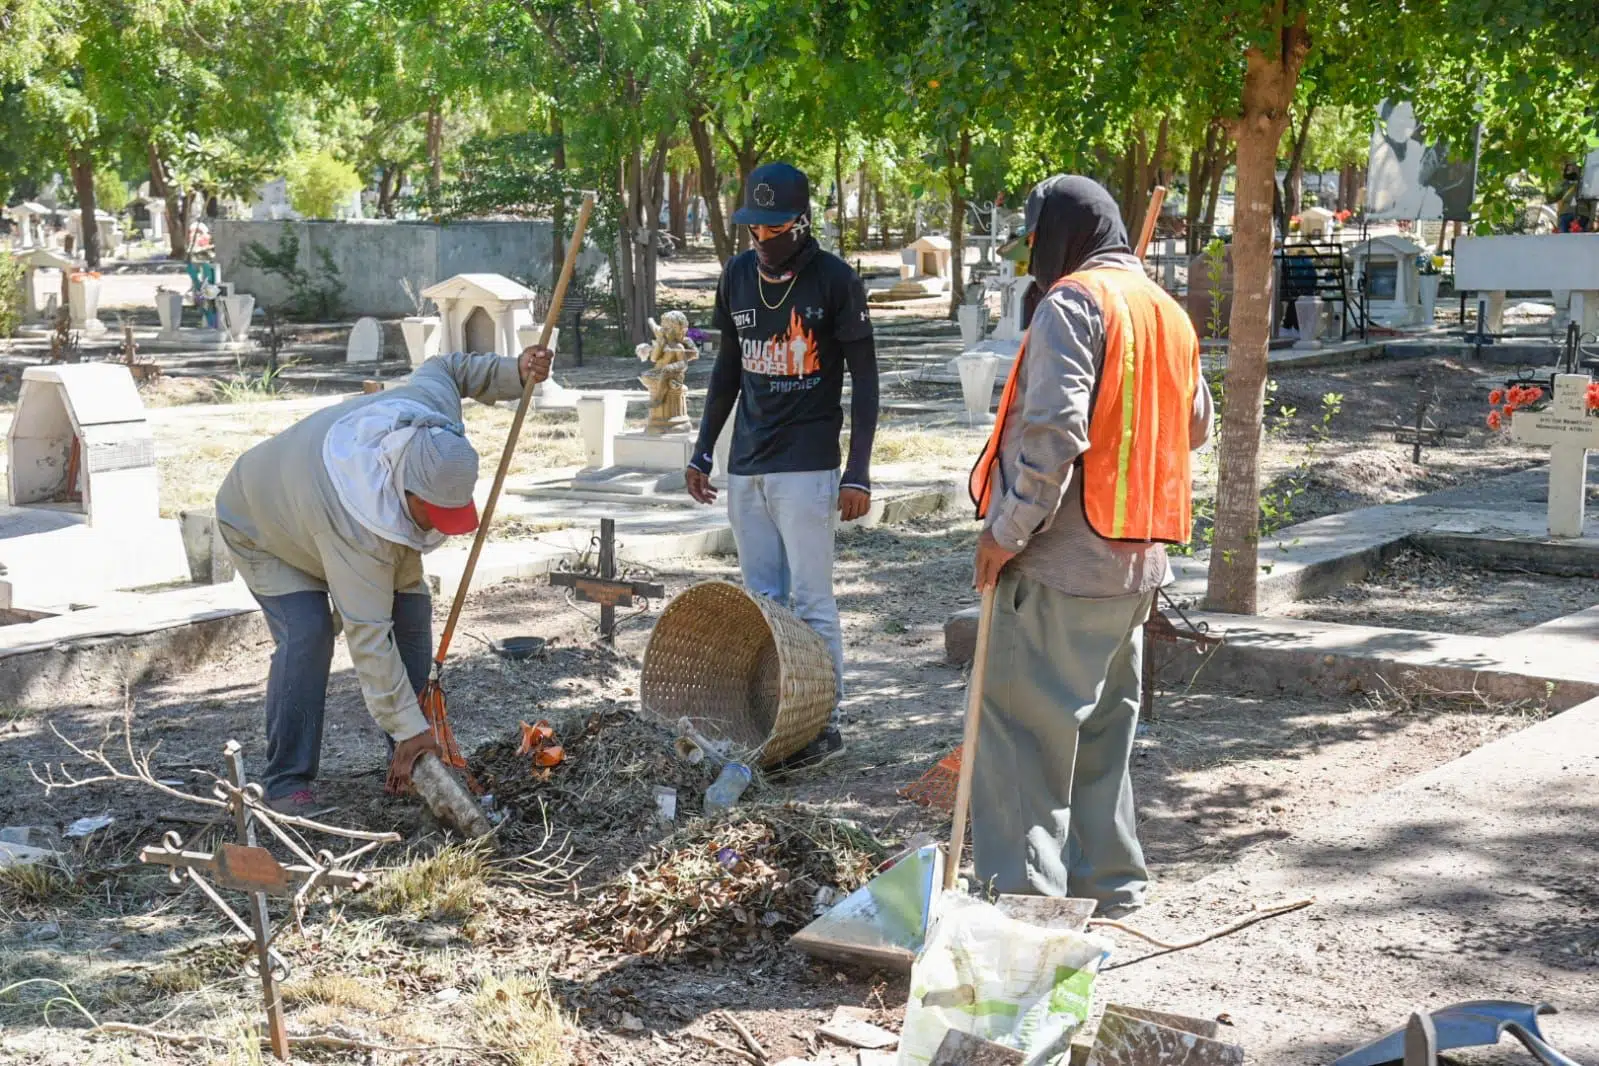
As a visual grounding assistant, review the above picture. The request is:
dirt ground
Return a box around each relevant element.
[1278,546,1599,635]
[0,507,1564,1065]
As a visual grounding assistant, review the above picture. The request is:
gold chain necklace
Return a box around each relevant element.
[758,269,799,311]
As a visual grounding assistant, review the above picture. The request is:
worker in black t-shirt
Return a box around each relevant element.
[685,162,880,768]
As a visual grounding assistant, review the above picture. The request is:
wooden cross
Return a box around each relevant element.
[1510,373,1599,537]
[548,518,664,641]
[138,741,395,1060]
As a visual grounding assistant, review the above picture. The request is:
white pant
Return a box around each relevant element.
[727,470,844,720]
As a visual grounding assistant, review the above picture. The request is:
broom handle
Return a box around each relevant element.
[432,192,595,668]
[1135,185,1166,260]
[944,185,1166,890]
[944,583,996,891]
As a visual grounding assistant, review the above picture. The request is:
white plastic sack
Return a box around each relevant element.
[897,892,1112,1066]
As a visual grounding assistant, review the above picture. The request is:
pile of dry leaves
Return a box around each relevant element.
[576,809,886,962]
[471,706,719,881]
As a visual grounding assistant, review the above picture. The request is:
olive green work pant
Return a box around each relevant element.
[969,570,1153,909]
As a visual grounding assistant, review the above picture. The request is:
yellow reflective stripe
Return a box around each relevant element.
[1111,289,1137,538]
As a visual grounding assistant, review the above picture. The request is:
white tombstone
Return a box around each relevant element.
[1298,206,1335,241]
[147,205,166,243]
[1509,373,1599,538]
[67,272,107,335]
[955,353,999,425]
[1293,296,1325,350]
[1454,235,1599,341]
[888,235,953,298]
[1350,236,1425,327]
[515,324,575,409]
[401,316,442,368]
[20,247,72,322]
[422,273,539,358]
[218,293,254,342]
[7,204,34,249]
[994,272,1031,343]
[957,303,986,346]
[575,392,627,470]
[155,289,185,339]
[7,365,159,527]
[346,316,382,362]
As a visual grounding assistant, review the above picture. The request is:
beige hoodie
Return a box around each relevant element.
[216,351,523,740]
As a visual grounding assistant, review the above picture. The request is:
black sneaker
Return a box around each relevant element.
[772,726,845,773]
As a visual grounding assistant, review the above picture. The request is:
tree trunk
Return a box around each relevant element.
[68,149,100,269]
[551,111,567,286]
[875,185,887,249]
[734,146,760,253]
[617,153,639,345]
[687,111,734,263]
[946,129,972,319]
[1186,146,1205,256]
[855,165,870,249]
[640,136,668,338]
[1118,140,1138,222]
[146,141,188,259]
[834,137,847,258]
[1205,12,1310,615]
[668,169,687,242]
[424,103,444,205]
[1284,101,1315,220]
[1204,143,1225,235]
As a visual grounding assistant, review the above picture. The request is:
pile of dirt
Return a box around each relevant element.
[575,808,886,963]
[471,706,719,881]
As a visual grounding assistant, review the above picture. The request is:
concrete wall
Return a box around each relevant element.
[213,219,558,317]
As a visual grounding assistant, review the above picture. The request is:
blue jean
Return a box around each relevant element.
[253,589,433,799]
[727,471,844,721]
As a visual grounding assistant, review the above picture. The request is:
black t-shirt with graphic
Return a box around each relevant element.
[692,248,875,482]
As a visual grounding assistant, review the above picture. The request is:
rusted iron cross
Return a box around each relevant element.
[549,518,665,641]
[138,741,396,1060]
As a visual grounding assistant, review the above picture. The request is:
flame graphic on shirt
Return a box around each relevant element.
[740,306,821,377]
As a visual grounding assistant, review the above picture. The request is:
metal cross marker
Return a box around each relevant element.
[137,741,398,1060]
[549,518,665,641]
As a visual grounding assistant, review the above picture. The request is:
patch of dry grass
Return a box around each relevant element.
[473,971,565,1066]
[865,424,984,465]
[282,972,394,1013]
[0,861,81,908]
[461,405,586,477]
[365,844,488,921]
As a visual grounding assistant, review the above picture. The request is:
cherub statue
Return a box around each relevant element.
[636,310,699,434]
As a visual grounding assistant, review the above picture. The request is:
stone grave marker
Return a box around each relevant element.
[346,316,382,362]
[1509,372,1599,537]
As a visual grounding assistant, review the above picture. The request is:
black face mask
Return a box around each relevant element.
[753,213,814,277]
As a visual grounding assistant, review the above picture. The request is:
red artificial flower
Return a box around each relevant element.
[1527,387,1544,403]
[1507,386,1526,405]
[1486,410,1502,430]
[1488,388,1505,405]
[1587,382,1599,412]
[1504,402,1518,417]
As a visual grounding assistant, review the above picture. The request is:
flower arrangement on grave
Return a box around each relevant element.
[1485,382,1547,431]
[192,280,221,330]
[635,310,698,435]
[1419,254,1447,276]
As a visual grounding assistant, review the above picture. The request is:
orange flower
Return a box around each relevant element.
[1504,402,1518,417]
[1487,410,1502,430]
[1488,388,1504,405]
[1587,382,1599,411]
[1508,386,1526,405]
[1527,387,1544,402]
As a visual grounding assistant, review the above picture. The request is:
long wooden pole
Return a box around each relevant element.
[943,183,1167,891]
[432,192,594,666]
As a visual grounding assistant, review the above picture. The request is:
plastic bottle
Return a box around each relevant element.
[702,762,753,817]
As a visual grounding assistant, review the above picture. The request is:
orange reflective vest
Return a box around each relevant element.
[969,267,1200,545]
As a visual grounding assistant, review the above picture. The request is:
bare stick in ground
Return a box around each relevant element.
[717,1009,767,1061]
[1094,896,1314,968]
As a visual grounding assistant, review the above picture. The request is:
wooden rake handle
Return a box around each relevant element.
[432,192,595,668]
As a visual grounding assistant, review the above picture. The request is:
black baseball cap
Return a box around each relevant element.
[733,162,809,226]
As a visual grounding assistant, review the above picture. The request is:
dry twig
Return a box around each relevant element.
[1092,896,1314,958]
[716,1010,767,1061]
[89,1022,484,1054]
[692,1031,763,1065]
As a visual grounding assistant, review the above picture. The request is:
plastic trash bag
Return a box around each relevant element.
[898,892,1112,1066]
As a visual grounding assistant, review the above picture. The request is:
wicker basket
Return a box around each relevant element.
[640,581,834,767]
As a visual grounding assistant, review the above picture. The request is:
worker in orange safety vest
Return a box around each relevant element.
[967,175,1212,914]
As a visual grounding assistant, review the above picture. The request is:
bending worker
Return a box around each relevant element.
[968,175,1211,914]
[216,345,552,814]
